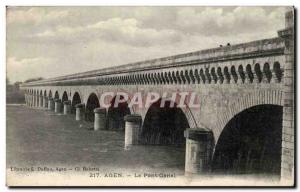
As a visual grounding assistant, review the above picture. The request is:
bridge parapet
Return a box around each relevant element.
[21,37,285,88]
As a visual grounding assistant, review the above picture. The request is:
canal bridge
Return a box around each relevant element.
[20,11,294,180]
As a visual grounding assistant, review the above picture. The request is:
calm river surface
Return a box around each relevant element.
[6,105,186,174]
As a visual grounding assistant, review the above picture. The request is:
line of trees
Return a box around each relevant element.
[6,77,44,104]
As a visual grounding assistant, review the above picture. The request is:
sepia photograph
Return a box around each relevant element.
[6,6,295,187]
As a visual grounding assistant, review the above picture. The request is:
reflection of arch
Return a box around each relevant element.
[141,99,190,146]
[71,92,82,114]
[212,104,283,175]
[107,95,131,130]
[85,93,100,122]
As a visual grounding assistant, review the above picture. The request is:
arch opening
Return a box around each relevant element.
[54,91,59,99]
[85,93,100,122]
[61,91,69,111]
[48,90,52,99]
[107,95,131,130]
[273,62,283,82]
[141,99,190,146]
[212,104,283,175]
[71,92,82,114]
[62,91,68,102]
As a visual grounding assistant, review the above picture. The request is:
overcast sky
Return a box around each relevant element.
[6,6,289,83]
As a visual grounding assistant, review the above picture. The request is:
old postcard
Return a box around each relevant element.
[6,6,295,187]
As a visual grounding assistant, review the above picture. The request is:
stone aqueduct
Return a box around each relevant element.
[21,11,294,180]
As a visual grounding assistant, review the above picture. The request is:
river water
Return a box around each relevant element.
[6,105,186,175]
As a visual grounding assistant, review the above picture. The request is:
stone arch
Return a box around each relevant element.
[135,74,140,85]
[205,68,211,84]
[223,66,231,84]
[215,89,284,146]
[54,91,59,99]
[189,69,195,84]
[62,91,69,103]
[200,68,206,83]
[71,92,82,114]
[85,93,100,122]
[184,70,190,84]
[180,70,186,84]
[263,63,272,83]
[254,63,263,83]
[146,73,151,84]
[144,73,149,84]
[141,74,145,84]
[194,69,201,84]
[43,90,47,97]
[212,104,283,175]
[171,71,177,84]
[217,67,224,84]
[156,73,161,84]
[246,64,254,83]
[164,72,169,84]
[141,99,190,146]
[273,62,283,83]
[166,72,171,84]
[150,73,155,84]
[161,72,167,84]
[238,65,245,83]
[106,95,131,130]
[230,66,238,83]
[48,90,53,98]
[175,71,181,84]
[211,67,218,84]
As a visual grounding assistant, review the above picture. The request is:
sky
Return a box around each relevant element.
[6,6,290,83]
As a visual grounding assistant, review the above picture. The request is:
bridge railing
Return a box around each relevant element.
[21,37,285,87]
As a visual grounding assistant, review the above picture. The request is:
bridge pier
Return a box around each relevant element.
[124,114,142,150]
[54,99,62,113]
[75,103,85,121]
[94,108,107,130]
[28,95,31,106]
[63,100,71,115]
[33,95,37,107]
[24,94,28,106]
[43,96,48,109]
[279,10,294,181]
[31,95,34,107]
[33,95,36,107]
[48,98,54,110]
[184,128,213,175]
[39,95,43,108]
